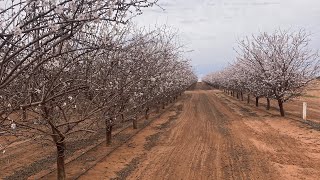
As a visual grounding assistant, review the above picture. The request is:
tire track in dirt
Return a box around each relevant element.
[214,91,320,179]
[128,90,273,180]
[0,101,177,179]
[76,99,186,180]
[7,83,320,179]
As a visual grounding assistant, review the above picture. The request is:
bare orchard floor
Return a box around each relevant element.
[1,82,320,179]
[78,83,320,180]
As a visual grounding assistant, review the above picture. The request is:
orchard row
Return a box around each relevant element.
[0,0,197,179]
[204,29,320,116]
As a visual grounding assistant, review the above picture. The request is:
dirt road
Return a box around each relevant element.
[2,83,320,179]
[127,84,272,179]
[78,83,320,180]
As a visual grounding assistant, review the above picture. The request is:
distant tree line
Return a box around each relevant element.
[204,29,320,116]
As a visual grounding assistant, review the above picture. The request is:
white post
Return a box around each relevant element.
[303,102,307,120]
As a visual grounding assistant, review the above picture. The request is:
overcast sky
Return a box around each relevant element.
[134,0,320,77]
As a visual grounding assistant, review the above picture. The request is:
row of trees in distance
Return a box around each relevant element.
[204,29,320,116]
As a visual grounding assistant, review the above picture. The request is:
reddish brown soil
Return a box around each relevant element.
[79,83,320,180]
[1,82,320,179]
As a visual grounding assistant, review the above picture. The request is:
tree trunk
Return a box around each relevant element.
[162,103,165,109]
[277,99,285,116]
[21,108,27,121]
[247,94,250,104]
[121,114,125,123]
[236,92,239,99]
[132,116,138,129]
[266,98,270,110]
[56,141,66,180]
[255,97,259,107]
[145,107,149,120]
[106,125,112,145]
[51,130,66,180]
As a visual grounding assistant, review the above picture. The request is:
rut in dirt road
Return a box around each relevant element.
[129,87,272,180]
[76,83,320,180]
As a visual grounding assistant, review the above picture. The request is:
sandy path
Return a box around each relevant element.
[127,83,320,179]
[2,82,320,179]
[127,88,273,180]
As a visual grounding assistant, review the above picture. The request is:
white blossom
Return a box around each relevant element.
[70,0,77,11]
[11,123,16,130]
[92,12,99,19]
[49,24,59,32]
[13,26,22,36]
[108,8,113,17]
[51,0,57,5]
[78,14,86,21]
[55,5,63,14]
[35,89,41,94]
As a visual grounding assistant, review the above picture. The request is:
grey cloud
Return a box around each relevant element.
[135,0,320,75]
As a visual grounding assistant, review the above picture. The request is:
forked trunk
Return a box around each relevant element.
[278,99,285,116]
[255,97,259,107]
[266,98,270,110]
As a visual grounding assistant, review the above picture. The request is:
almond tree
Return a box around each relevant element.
[0,0,157,90]
[204,29,320,116]
[237,29,320,116]
[93,26,197,144]
[0,0,158,179]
